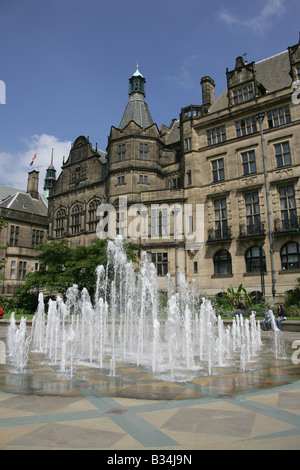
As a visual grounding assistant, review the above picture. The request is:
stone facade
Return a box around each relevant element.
[0,171,49,295]
[3,41,300,300]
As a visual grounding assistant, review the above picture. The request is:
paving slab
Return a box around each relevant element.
[0,327,300,451]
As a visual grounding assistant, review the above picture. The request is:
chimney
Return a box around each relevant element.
[235,56,245,70]
[27,170,39,199]
[200,76,215,106]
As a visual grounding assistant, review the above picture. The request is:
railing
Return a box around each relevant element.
[239,222,265,238]
[274,217,300,233]
[207,226,232,242]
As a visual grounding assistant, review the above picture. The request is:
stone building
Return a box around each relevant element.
[181,43,300,300]
[0,171,48,295]
[16,39,300,299]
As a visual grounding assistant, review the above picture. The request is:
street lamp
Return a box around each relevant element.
[256,112,276,298]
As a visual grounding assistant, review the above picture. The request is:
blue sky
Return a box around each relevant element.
[0,0,299,192]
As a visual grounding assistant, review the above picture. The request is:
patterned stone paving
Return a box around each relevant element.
[0,329,300,450]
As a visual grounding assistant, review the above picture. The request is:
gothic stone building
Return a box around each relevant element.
[47,39,300,300]
[0,171,48,295]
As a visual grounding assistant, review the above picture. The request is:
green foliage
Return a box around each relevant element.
[285,306,300,317]
[225,284,253,309]
[284,287,300,308]
[14,238,139,313]
[0,296,29,317]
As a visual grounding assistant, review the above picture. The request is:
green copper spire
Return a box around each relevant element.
[120,63,153,129]
[43,148,56,198]
[129,61,146,95]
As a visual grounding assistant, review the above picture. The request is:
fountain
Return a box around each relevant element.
[7,313,30,373]
[6,236,284,381]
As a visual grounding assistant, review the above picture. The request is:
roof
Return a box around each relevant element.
[119,92,154,130]
[164,120,180,146]
[209,50,292,114]
[0,184,26,203]
[0,184,48,217]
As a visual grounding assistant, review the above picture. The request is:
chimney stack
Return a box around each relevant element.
[200,76,215,107]
[27,170,39,199]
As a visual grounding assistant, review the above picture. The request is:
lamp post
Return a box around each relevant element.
[258,242,265,301]
[256,112,276,298]
[173,204,180,291]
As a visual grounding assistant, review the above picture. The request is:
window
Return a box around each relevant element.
[139,175,148,184]
[151,252,168,276]
[236,117,257,137]
[207,126,226,146]
[116,210,126,237]
[88,200,100,232]
[245,246,266,273]
[71,205,82,235]
[242,150,256,175]
[70,166,86,184]
[188,215,193,234]
[275,142,291,167]
[10,261,16,280]
[213,250,232,275]
[187,171,192,186]
[279,185,297,228]
[245,191,260,229]
[151,208,168,237]
[194,262,198,274]
[281,242,300,271]
[267,106,291,128]
[233,85,254,105]
[117,175,125,185]
[172,177,181,188]
[214,198,228,237]
[9,226,19,247]
[55,209,66,238]
[184,138,192,150]
[139,143,148,160]
[18,261,27,280]
[32,229,44,247]
[212,159,225,182]
[118,144,126,161]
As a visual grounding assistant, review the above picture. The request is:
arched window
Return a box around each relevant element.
[88,199,101,232]
[55,208,66,238]
[281,242,300,270]
[245,246,266,273]
[70,204,82,235]
[213,250,232,275]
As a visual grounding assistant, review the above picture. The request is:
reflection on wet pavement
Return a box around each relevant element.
[1,333,300,401]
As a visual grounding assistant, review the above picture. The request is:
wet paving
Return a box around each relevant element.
[1,330,300,401]
[1,327,300,450]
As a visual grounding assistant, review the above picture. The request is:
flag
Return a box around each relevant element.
[30,153,37,166]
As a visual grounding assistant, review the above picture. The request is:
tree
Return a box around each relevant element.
[15,238,139,311]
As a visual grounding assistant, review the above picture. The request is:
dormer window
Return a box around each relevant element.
[233,84,254,105]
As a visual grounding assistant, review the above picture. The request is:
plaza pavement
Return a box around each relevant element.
[0,325,300,451]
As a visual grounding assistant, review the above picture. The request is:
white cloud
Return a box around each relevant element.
[0,134,71,193]
[219,0,285,34]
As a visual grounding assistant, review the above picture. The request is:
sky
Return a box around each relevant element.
[0,0,299,193]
